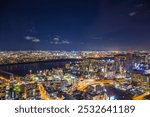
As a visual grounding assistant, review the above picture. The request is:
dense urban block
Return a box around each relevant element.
[0,51,150,100]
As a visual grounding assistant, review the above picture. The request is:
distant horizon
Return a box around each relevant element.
[0,49,150,52]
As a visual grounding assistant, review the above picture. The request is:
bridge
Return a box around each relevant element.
[0,71,13,76]
[0,71,14,79]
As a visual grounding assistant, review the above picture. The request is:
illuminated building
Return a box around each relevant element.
[24,82,40,99]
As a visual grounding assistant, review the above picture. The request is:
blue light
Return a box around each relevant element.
[110,96,115,100]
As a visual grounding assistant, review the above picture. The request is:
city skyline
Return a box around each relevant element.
[0,0,150,51]
[1,50,150,100]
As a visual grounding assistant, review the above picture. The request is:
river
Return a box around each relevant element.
[0,59,80,76]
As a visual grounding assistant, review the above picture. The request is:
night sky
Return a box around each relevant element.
[0,0,150,51]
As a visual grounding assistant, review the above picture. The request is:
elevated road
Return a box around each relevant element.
[38,83,64,100]
[77,79,114,91]
[38,83,51,100]
[132,92,150,100]
[0,76,9,83]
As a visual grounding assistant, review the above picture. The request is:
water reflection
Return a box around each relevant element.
[0,59,78,76]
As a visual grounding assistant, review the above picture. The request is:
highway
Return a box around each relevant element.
[38,83,64,100]
[38,83,51,100]
[132,92,150,100]
[0,76,9,83]
[77,79,114,91]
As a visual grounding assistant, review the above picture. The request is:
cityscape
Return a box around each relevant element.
[0,51,150,100]
[1,0,150,100]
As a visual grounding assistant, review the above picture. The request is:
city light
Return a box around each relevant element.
[0,51,150,100]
